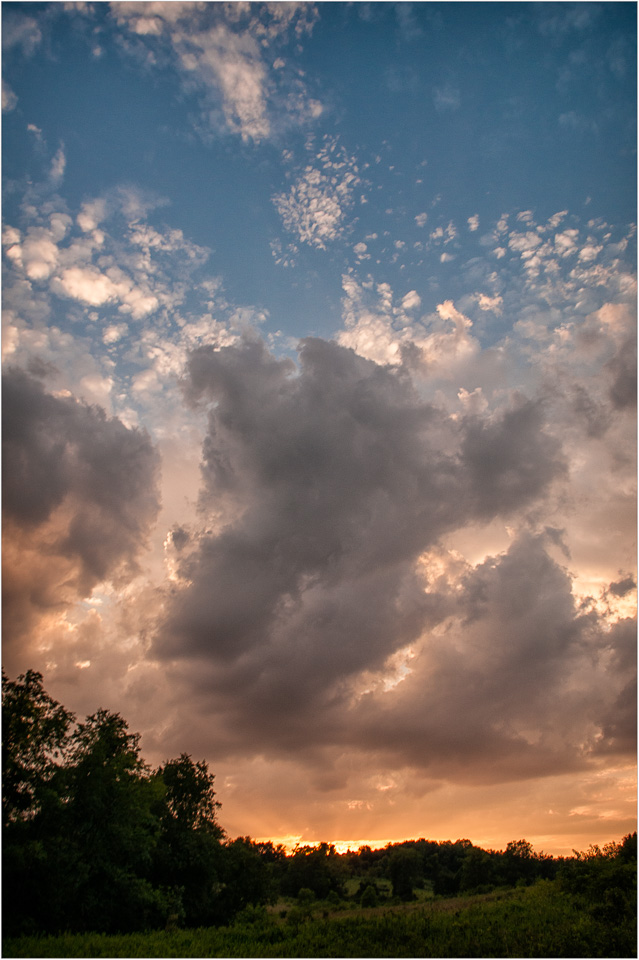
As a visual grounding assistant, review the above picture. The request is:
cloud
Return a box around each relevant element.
[150,335,575,772]
[349,530,635,780]
[77,198,107,232]
[49,144,66,184]
[4,187,210,345]
[273,138,362,250]
[339,277,481,376]
[2,79,18,112]
[110,2,320,142]
[401,290,421,312]
[477,293,503,313]
[2,367,161,644]
[433,83,460,112]
[2,11,43,55]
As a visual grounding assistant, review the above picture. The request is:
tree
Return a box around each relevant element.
[2,671,239,934]
[2,671,77,935]
[506,838,534,859]
[504,838,536,885]
[458,847,495,892]
[388,847,423,900]
[217,837,273,916]
[157,753,221,833]
[152,754,225,927]
[283,843,345,900]
[59,709,165,932]
[558,831,637,924]
[2,669,74,827]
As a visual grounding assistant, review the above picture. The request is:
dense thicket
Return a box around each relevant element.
[3,671,636,941]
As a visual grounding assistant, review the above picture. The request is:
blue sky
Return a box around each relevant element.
[2,2,636,854]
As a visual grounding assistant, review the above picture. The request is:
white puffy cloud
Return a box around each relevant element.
[49,145,66,184]
[77,198,107,232]
[2,79,18,112]
[401,290,421,312]
[110,1,320,142]
[339,275,480,379]
[54,265,119,306]
[273,138,362,249]
[477,293,503,313]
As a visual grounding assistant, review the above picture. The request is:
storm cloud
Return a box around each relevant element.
[147,335,612,781]
[3,367,161,642]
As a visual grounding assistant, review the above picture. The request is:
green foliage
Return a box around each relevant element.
[157,753,221,832]
[6,879,637,957]
[283,842,345,900]
[360,883,379,908]
[152,754,226,928]
[216,837,277,918]
[2,670,74,827]
[558,832,637,927]
[2,672,251,937]
[387,847,423,900]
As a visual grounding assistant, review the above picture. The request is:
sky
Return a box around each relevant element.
[2,0,637,858]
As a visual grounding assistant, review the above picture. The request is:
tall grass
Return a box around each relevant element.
[5,880,636,958]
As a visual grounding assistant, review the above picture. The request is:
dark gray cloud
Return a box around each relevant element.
[606,332,637,410]
[349,532,617,780]
[591,616,637,757]
[147,335,625,784]
[459,400,566,517]
[158,338,564,662]
[2,366,161,640]
[608,575,636,598]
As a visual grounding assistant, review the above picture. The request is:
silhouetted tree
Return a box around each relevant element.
[2,669,74,827]
[388,847,422,900]
[60,709,165,932]
[283,843,345,899]
[152,754,225,927]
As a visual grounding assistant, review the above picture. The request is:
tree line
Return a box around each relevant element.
[3,670,636,937]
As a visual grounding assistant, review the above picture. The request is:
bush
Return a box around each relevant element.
[360,884,379,908]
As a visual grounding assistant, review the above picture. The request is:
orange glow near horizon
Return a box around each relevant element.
[252,827,637,860]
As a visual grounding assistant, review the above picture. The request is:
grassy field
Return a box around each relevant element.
[4,880,636,958]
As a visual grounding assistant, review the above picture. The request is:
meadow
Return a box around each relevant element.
[4,673,636,958]
[5,878,637,958]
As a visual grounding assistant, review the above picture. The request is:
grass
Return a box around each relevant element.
[4,880,636,958]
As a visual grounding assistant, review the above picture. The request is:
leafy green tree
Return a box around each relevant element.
[2,669,74,826]
[60,709,165,932]
[2,671,77,935]
[159,753,221,832]
[458,847,495,892]
[216,837,274,918]
[558,832,637,925]
[504,838,537,886]
[388,847,423,900]
[152,754,226,927]
[360,883,379,907]
[283,843,345,900]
